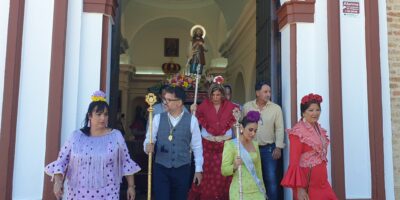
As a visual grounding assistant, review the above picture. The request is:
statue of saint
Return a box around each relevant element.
[188,25,207,75]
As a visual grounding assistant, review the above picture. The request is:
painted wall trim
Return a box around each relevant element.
[83,0,118,18]
[277,0,315,31]
[290,24,297,126]
[100,15,109,92]
[0,0,25,199]
[42,0,69,198]
[327,0,346,199]
[364,0,386,199]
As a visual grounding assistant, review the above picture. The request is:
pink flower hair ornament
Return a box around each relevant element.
[213,75,224,85]
[301,93,323,105]
[91,90,107,102]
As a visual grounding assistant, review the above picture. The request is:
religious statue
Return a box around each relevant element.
[188,25,207,75]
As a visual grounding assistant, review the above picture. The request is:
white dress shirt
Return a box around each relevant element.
[144,111,204,172]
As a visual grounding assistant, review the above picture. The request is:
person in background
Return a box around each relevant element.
[221,111,266,200]
[281,93,337,200]
[153,84,169,115]
[152,84,188,116]
[116,113,126,136]
[45,90,141,200]
[242,81,284,200]
[144,86,203,200]
[223,84,242,111]
[189,76,238,200]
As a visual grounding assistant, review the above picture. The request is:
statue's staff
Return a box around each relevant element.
[145,93,157,200]
[233,109,243,200]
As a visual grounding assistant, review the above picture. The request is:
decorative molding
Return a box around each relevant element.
[276,0,315,30]
[83,0,118,17]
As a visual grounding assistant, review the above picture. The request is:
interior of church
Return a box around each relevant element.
[115,0,279,198]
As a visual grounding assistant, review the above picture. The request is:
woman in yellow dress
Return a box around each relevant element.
[221,111,267,200]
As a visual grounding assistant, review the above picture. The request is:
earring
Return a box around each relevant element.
[88,120,91,127]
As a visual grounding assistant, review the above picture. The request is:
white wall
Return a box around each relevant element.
[61,0,83,145]
[12,0,54,199]
[0,0,10,130]
[77,12,104,129]
[124,2,224,58]
[378,0,395,199]
[130,17,201,73]
[340,0,372,198]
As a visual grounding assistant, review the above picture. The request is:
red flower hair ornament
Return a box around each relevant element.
[301,93,323,105]
[213,75,224,85]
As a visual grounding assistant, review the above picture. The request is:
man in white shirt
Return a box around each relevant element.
[144,86,203,200]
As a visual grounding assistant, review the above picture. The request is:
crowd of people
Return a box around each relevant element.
[45,78,338,200]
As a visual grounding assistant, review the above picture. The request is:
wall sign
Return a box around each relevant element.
[342,0,360,16]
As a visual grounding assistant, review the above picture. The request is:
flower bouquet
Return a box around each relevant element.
[167,73,195,90]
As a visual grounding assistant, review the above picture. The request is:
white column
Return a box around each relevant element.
[76,12,104,127]
[340,0,372,198]
[378,0,395,199]
[296,0,331,180]
[0,0,10,129]
[61,0,83,144]
[280,23,292,200]
[12,0,55,199]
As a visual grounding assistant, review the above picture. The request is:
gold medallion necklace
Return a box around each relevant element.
[167,117,175,141]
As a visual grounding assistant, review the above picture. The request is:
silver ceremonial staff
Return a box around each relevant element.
[145,93,157,200]
[233,109,243,200]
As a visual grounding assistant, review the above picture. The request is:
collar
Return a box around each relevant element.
[168,110,184,120]
[251,99,271,109]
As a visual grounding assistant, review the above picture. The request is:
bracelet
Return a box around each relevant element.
[128,185,135,189]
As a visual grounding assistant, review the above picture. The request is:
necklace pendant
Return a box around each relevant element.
[168,135,173,141]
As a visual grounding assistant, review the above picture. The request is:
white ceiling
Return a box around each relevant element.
[121,0,248,30]
[120,0,249,73]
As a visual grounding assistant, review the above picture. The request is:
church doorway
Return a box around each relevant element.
[107,0,282,199]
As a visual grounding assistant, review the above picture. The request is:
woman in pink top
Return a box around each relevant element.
[45,91,141,200]
[281,93,337,200]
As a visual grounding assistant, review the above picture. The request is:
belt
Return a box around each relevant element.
[258,143,275,147]
[203,135,232,142]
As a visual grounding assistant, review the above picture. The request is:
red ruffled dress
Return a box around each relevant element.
[281,120,337,200]
[188,99,237,200]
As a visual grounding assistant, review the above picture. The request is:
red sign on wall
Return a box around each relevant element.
[343,1,360,15]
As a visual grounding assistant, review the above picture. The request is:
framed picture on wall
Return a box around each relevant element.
[164,38,179,57]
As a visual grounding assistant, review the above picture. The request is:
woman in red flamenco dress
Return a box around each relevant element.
[281,93,338,200]
[189,77,238,200]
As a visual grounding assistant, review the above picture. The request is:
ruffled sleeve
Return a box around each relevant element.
[281,134,308,188]
[44,132,75,178]
[116,131,141,176]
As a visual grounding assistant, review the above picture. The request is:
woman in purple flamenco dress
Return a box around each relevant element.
[45,91,141,200]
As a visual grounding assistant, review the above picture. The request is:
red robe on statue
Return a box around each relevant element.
[188,99,237,200]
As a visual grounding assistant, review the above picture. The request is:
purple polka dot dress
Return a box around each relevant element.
[45,129,141,200]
